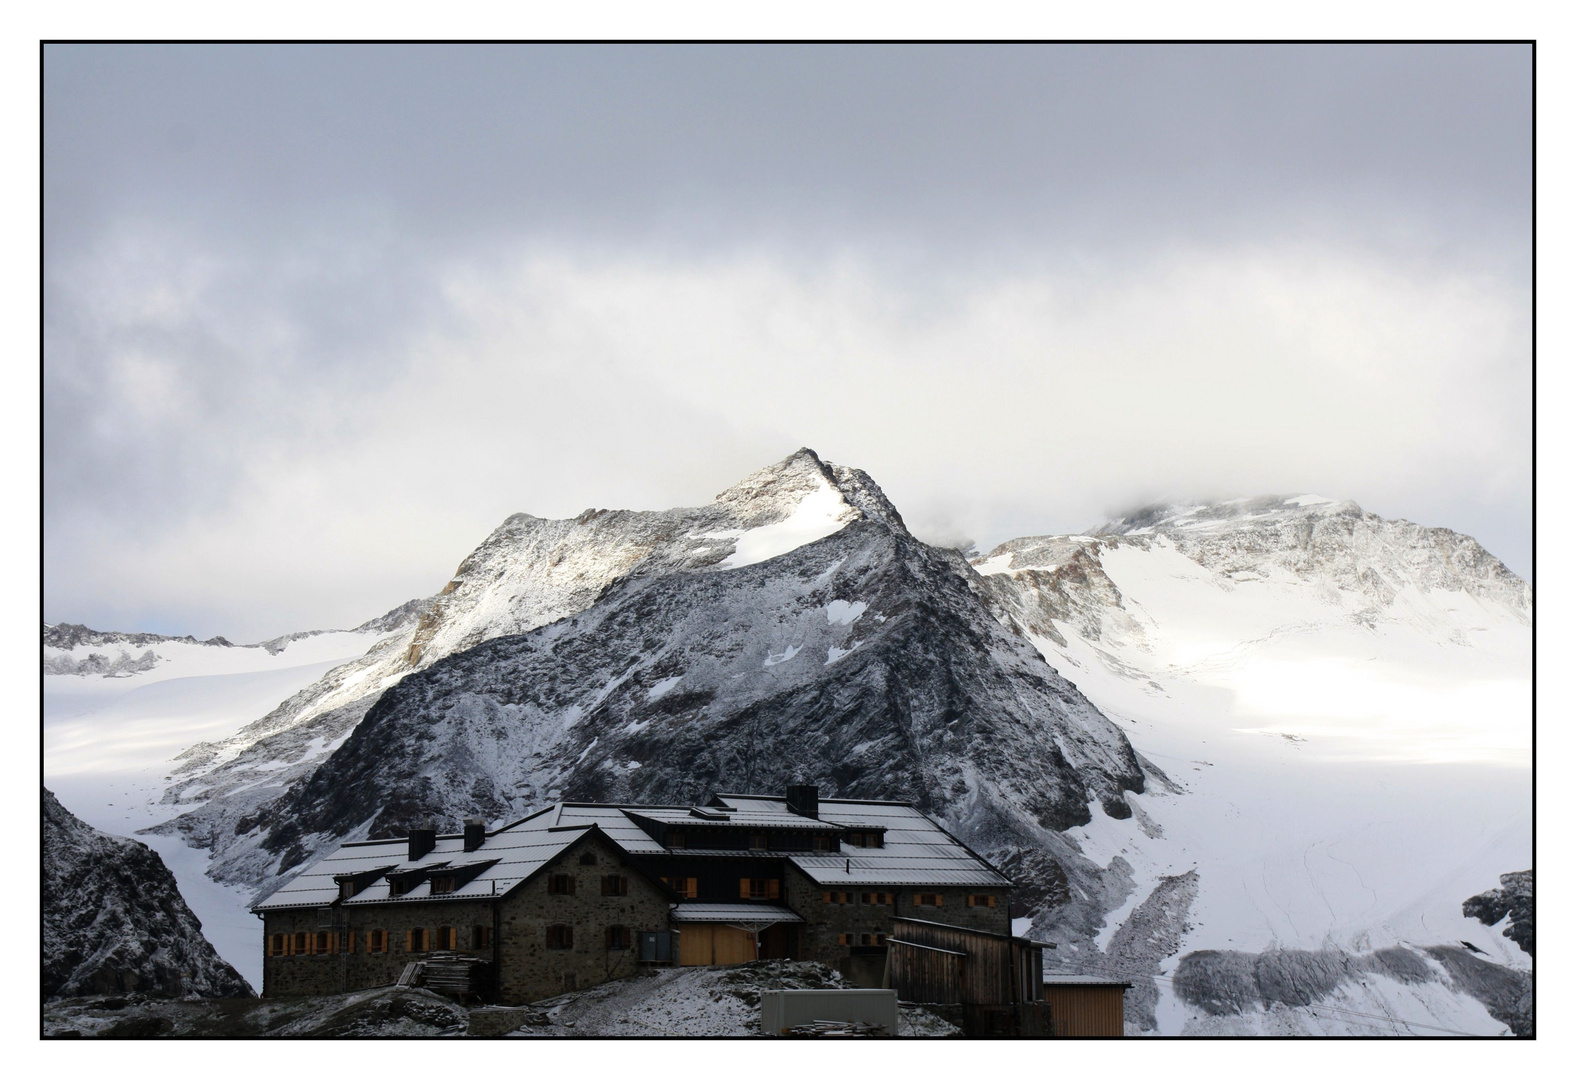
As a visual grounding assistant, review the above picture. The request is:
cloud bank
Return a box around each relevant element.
[44,44,1531,639]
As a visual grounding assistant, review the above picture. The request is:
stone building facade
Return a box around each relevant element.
[255,787,1028,1004]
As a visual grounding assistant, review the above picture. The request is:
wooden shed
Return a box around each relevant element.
[1041,973,1130,1037]
[887,917,1052,1036]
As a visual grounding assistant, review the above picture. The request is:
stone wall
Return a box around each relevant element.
[261,898,496,998]
[494,831,672,1004]
[261,831,670,1004]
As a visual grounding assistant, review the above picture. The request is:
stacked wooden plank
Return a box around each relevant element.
[422,951,491,1001]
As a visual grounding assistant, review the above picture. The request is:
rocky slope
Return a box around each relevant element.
[1465,871,1533,958]
[173,451,1144,901]
[43,788,252,1001]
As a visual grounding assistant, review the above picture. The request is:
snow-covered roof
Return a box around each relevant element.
[255,793,1008,911]
[713,795,1011,888]
[669,903,804,924]
[631,807,842,831]
[254,807,593,911]
[1043,973,1132,988]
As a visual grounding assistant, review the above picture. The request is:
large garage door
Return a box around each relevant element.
[676,924,757,966]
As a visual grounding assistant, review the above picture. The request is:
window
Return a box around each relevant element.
[661,876,697,898]
[859,933,888,946]
[435,926,457,950]
[606,925,631,949]
[813,835,835,851]
[847,832,883,848]
[313,931,333,955]
[822,891,852,905]
[367,929,387,953]
[471,925,491,950]
[407,927,429,952]
[430,875,456,895]
[546,924,573,950]
[601,874,628,896]
[268,933,288,957]
[579,851,598,866]
[292,931,308,955]
[913,893,943,907]
[389,878,409,896]
[548,873,576,895]
[967,894,998,908]
[740,877,780,900]
[339,880,356,900]
[668,830,686,849]
[837,933,855,946]
[860,891,894,906]
[750,834,768,850]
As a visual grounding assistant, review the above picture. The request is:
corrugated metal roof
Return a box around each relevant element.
[669,903,804,924]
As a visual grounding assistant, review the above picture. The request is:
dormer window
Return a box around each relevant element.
[750,834,767,850]
[668,830,686,849]
[846,831,884,848]
[339,881,355,900]
[430,876,456,895]
[813,835,835,852]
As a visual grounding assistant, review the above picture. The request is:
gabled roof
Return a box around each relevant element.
[255,792,1010,910]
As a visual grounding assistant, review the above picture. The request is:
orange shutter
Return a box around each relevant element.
[740,878,750,899]
[768,880,780,899]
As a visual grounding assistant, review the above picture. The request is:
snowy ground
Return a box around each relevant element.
[510,961,956,1037]
[43,631,381,990]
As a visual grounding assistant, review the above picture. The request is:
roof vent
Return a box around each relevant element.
[786,784,819,819]
[408,824,437,862]
[463,818,486,852]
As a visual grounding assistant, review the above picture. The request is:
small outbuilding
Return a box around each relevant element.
[886,916,1052,1036]
[1041,972,1131,1036]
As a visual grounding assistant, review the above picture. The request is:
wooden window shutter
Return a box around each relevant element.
[768,879,780,899]
[740,878,751,899]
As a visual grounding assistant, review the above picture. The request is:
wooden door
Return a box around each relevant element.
[712,927,756,965]
[677,925,714,966]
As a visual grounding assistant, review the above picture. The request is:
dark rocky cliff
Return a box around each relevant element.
[43,789,252,1001]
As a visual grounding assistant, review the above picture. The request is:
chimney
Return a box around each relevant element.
[786,784,819,819]
[407,824,437,862]
[463,818,486,853]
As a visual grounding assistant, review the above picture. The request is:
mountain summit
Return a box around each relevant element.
[164,451,1143,897]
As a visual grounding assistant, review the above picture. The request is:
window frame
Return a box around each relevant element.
[546,924,574,950]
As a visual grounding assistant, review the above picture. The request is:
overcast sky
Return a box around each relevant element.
[44,44,1532,641]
